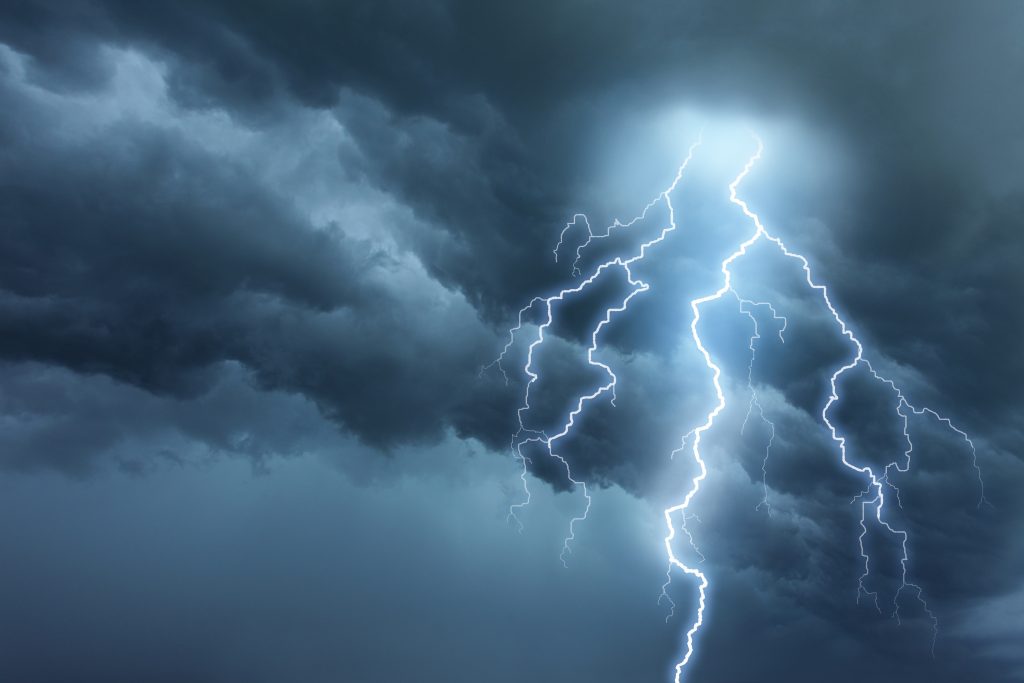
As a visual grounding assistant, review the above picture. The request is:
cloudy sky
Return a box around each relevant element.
[1,2,1022,682]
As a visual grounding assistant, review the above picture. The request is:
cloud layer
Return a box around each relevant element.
[0,2,1021,681]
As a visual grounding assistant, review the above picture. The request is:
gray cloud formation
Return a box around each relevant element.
[0,2,1022,682]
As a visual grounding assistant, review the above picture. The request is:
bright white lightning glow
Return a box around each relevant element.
[488,132,987,681]
[661,143,767,681]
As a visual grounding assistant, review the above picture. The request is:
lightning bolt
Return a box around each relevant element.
[660,144,767,681]
[661,135,987,681]
[736,293,787,516]
[488,131,986,681]
[488,135,703,565]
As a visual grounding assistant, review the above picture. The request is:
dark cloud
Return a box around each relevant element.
[0,48,515,457]
[0,2,1021,682]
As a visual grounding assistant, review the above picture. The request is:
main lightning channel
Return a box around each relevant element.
[663,136,986,680]
[661,142,766,682]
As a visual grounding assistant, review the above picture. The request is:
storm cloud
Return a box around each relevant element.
[0,2,1021,682]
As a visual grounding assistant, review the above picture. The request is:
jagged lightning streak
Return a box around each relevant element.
[662,135,986,681]
[487,135,703,566]
[661,145,766,682]
[855,359,988,652]
[489,131,986,681]
[736,293,787,516]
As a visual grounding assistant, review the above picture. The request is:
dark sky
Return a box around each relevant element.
[0,2,1022,682]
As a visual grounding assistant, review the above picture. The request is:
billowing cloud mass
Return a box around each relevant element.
[0,2,1021,682]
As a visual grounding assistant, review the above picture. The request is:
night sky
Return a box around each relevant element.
[1,2,1022,682]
